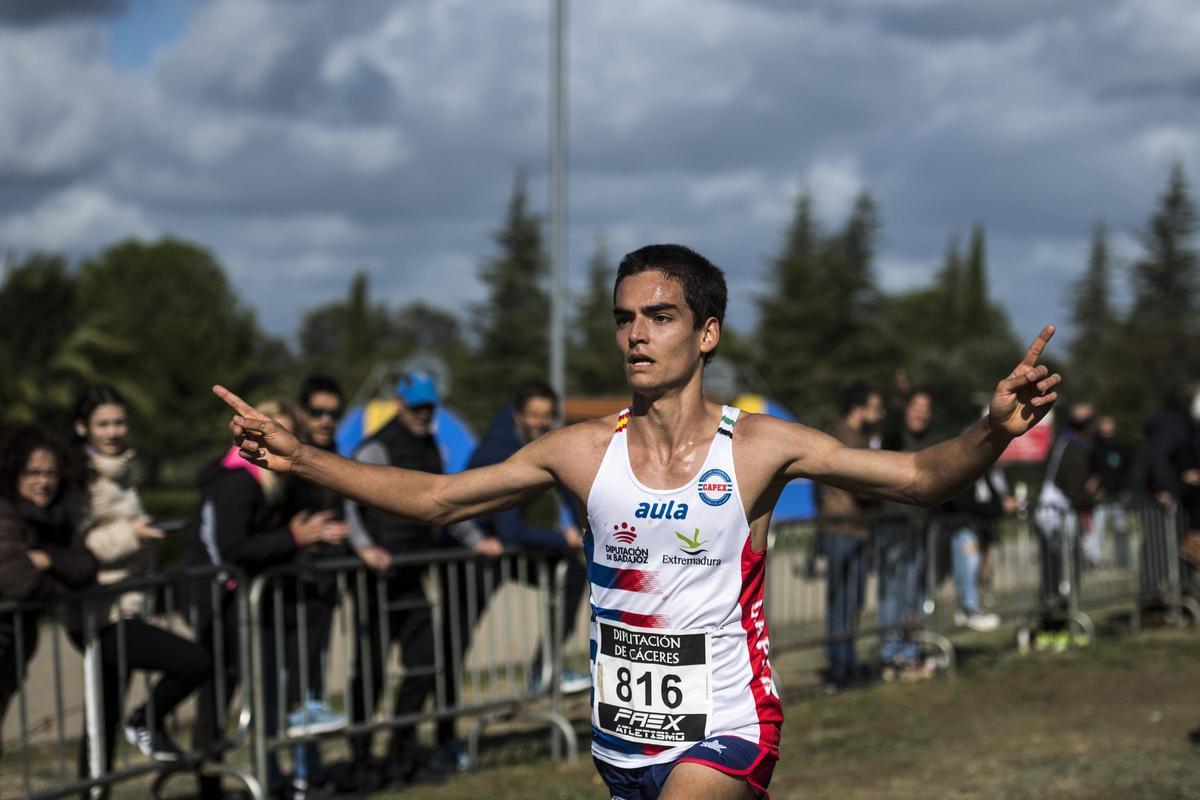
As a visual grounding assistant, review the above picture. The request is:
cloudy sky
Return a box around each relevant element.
[1,0,1197,349]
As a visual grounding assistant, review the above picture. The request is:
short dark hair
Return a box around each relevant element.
[514,381,558,414]
[839,381,879,416]
[73,383,128,436]
[298,375,344,408]
[614,244,727,365]
[0,425,83,504]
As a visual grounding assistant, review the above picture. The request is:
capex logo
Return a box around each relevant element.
[697,468,732,507]
[604,522,648,564]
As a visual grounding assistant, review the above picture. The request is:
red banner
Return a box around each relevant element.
[998,408,1054,463]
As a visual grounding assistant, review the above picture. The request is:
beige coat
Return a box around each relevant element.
[84,450,153,619]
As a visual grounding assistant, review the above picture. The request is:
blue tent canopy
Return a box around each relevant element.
[336,400,477,474]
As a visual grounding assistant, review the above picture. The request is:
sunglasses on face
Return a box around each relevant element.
[306,407,343,421]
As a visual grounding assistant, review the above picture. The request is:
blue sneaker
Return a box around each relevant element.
[286,699,346,737]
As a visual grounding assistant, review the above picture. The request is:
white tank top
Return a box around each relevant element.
[585,406,782,768]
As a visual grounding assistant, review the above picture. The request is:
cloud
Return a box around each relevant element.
[0,0,126,27]
[0,186,156,252]
[0,0,1196,357]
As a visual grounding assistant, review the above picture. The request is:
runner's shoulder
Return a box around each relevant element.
[733,411,826,462]
[732,410,806,441]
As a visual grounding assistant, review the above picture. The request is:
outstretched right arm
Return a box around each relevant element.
[213,385,559,526]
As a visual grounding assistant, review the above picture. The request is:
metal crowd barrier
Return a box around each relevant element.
[7,504,1194,798]
[1,566,260,800]
[1128,502,1200,628]
[763,501,1197,673]
[765,511,953,676]
[245,549,578,792]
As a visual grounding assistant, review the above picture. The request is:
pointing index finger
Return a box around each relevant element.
[1019,324,1056,368]
[212,384,261,419]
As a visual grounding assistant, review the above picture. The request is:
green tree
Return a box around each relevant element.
[568,238,624,396]
[756,189,895,426]
[299,271,395,391]
[298,272,468,407]
[881,226,1021,433]
[1130,162,1198,330]
[0,253,137,432]
[963,224,989,329]
[1067,221,1117,401]
[1105,163,1200,430]
[458,173,551,427]
[76,238,269,474]
[937,233,963,337]
[755,190,821,415]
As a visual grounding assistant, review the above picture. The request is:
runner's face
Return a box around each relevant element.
[613,271,715,394]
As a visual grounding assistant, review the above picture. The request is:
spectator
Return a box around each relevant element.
[0,426,97,746]
[878,389,934,678]
[1033,402,1097,642]
[71,384,211,771]
[818,382,884,692]
[940,468,1010,632]
[1087,414,1132,568]
[185,399,346,799]
[280,376,351,797]
[434,382,590,762]
[1134,384,1200,565]
[344,372,450,788]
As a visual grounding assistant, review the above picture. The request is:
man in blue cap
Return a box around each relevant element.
[342,371,446,788]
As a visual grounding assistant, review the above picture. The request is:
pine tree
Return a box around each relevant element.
[459,172,551,426]
[1108,162,1200,429]
[938,233,963,337]
[881,224,1021,432]
[963,224,989,332]
[298,271,395,393]
[568,238,625,395]
[756,189,895,426]
[1067,221,1116,400]
[755,189,822,415]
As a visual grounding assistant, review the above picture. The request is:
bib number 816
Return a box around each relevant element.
[615,667,683,709]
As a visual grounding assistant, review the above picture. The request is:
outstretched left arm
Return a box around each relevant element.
[762,325,1061,507]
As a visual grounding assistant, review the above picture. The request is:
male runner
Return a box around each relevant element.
[214,244,1061,799]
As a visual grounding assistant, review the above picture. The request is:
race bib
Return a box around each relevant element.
[593,619,712,746]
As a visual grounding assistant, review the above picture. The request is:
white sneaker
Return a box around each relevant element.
[955,610,1000,632]
[559,670,591,694]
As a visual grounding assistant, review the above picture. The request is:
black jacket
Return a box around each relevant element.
[1089,437,1131,499]
[352,417,441,553]
[0,495,96,602]
[185,449,297,576]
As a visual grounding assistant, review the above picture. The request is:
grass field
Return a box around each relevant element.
[377,618,1200,800]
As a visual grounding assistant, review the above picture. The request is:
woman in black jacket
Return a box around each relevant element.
[184,399,346,799]
[0,426,97,742]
